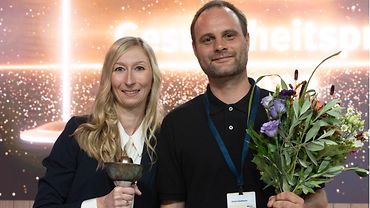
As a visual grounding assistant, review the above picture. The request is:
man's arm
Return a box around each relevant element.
[304,189,328,208]
[160,201,185,208]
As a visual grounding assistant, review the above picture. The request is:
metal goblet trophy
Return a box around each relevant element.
[104,155,143,187]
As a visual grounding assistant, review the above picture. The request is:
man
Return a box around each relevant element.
[157,1,328,207]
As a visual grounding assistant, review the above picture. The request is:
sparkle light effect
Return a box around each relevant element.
[0,64,101,71]
[0,60,367,72]
[62,0,71,122]
[114,22,139,40]
[20,121,66,143]
[19,0,72,143]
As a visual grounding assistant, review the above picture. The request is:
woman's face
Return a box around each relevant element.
[111,46,153,111]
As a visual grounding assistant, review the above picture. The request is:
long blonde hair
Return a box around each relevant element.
[73,37,162,166]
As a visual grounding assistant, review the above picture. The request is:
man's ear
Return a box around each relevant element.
[192,41,198,57]
[245,32,250,49]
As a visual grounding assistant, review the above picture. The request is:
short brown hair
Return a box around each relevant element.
[190,0,248,44]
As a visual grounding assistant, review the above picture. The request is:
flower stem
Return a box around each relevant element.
[299,51,341,104]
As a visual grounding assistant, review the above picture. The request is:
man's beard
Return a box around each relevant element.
[203,57,247,79]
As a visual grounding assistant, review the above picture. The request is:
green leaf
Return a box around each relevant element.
[293,100,300,118]
[305,123,320,143]
[303,112,313,133]
[282,179,291,192]
[262,155,281,173]
[284,150,291,166]
[306,149,318,166]
[316,120,330,127]
[316,99,339,119]
[305,179,328,188]
[288,118,301,138]
[303,166,313,178]
[306,141,324,151]
[326,109,342,118]
[318,159,330,173]
[268,143,277,153]
[325,165,344,175]
[317,129,336,140]
[309,173,324,178]
[322,116,341,126]
[319,139,337,145]
[355,169,369,177]
[300,99,311,116]
[344,167,369,177]
[280,78,288,89]
[287,175,296,186]
[298,158,309,168]
[299,111,312,121]
[301,184,314,195]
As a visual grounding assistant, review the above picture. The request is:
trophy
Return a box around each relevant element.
[104,155,143,187]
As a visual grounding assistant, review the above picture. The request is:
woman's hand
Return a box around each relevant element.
[97,184,142,208]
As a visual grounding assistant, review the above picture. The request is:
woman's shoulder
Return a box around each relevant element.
[67,115,90,127]
[52,115,90,147]
[45,116,91,166]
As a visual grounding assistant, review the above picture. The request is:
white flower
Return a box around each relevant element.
[353,140,364,148]
[347,136,356,144]
[347,106,355,115]
[363,131,369,140]
[341,124,349,132]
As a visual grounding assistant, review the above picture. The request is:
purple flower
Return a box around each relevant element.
[355,131,365,141]
[268,99,286,119]
[261,95,273,108]
[260,120,280,137]
[273,99,286,114]
[279,89,294,97]
[269,106,278,119]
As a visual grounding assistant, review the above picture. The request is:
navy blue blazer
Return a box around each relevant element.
[33,116,159,208]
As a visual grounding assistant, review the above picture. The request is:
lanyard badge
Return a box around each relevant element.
[203,86,260,193]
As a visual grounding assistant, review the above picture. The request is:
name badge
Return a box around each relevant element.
[227,191,256,208]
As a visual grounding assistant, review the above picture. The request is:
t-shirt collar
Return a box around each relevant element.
[205,78,256,115]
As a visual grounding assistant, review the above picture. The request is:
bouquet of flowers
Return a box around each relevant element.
[247,51,369,195]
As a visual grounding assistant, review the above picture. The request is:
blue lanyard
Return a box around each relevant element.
[203,86,260,194]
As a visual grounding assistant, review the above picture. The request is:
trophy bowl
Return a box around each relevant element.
[104,162,143,183]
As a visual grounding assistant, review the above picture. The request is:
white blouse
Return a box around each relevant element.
[81,121,145,208]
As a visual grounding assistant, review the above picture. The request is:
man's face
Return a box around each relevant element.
[192,7,249,79]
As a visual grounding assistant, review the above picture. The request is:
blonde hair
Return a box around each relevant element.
[73,37,162,166]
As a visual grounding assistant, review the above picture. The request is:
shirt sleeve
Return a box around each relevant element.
[81,198,97,208]
[156,114,186,202]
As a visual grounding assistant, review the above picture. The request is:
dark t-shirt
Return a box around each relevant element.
[157,80,275,208]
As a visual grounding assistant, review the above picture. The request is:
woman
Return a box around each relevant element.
[33,37,162,208]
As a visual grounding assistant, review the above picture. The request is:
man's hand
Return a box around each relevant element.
[267,192,304,208]
[267,189,328,208]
